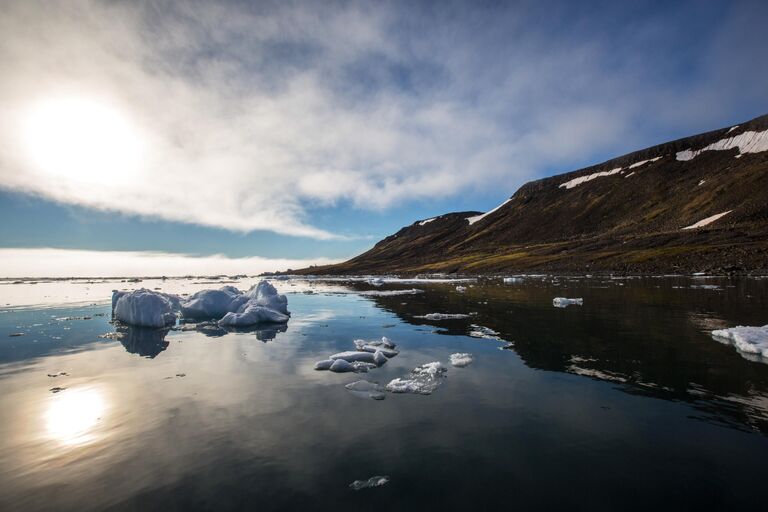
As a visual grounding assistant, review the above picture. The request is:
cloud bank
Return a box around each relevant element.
[0,248,338,278]
[0,1,765,239]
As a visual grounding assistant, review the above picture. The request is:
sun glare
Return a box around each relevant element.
[22,97,144,184]
[45,387,108,446]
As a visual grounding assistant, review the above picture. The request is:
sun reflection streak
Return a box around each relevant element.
[45,387,108,446]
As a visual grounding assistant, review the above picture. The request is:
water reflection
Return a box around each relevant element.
[118,326,170,358]
[360,278,768,434]
[44,386,107,446]
[224,323,288,342]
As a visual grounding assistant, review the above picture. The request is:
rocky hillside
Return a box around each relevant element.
[300,113,768,274]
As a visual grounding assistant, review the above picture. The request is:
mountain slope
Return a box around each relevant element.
[300,114,768,274]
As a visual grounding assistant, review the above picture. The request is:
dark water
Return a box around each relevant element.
[1,276,767,511]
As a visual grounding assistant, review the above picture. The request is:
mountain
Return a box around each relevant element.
[299,114,768,275]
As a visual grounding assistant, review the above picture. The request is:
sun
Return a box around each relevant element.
[22,97,144,184]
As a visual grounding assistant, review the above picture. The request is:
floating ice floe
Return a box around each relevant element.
[455,286,467,293]
[711,325,768,362]
[450,353,474,367]
[553,297,583,308]
[345,380,386,400]
[112,289,179,328]
[316,338,399,373]
[468,324,502,340]
[357,288,424,297]
[414,313,471,320]
[386,362,446,395]
[353,338,399,357]
[349,476,390,490]
[330,350,388,366]
[503,277,522,284]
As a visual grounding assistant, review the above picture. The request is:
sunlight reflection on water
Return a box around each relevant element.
[44,386,108,446]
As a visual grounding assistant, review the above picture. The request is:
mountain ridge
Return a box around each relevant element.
[295,113,768,275]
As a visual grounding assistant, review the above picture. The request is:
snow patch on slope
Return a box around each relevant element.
[628,156,662,169]
[418,217,437,226]
[559,168,622,189]
[466,199,512,225]
[676,129,768,161]
[682,210,732,230]
[559,156,664,189]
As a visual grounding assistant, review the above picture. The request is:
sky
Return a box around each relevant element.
[0,0,766,276]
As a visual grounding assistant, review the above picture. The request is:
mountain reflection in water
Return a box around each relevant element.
[0,276,767,511]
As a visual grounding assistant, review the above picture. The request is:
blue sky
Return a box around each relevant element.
[0,0,766,275]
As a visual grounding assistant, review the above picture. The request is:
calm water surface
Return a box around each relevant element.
[1,276,767,511]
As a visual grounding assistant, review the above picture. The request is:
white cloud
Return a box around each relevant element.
[0,1,764,239]
[0,248,338,278]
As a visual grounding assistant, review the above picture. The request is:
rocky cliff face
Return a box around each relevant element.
[300,114,768,274]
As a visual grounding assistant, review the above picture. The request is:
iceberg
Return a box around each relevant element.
[450,353,474,367]
[244,280,289,315]
[314,359,334,370]
[386,362,446,394]
[711,325,768,361]
[218,303,289,326]
[553,297,583,308]
[112,289,178,328]
[181,286,248,318]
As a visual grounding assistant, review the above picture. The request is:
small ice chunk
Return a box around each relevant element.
[359,345,399,358]
[503,277,522,284]
[352,362,377,372]
[553,297,583,308]
[450,353,474,367]
[314,359,334,371]
[468,324,502,340]
[330,351,378,364]
[456,286,467,293]
[345,380,386,400]
[386,362,447,395]
[329,359,356,373]
[353,337,398,356]
[367,278,384,287]
[415,313,471,320]
[373,350,387,366]
[711,325,768,361]
[113,289,177,328]
[349,476,390,490]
